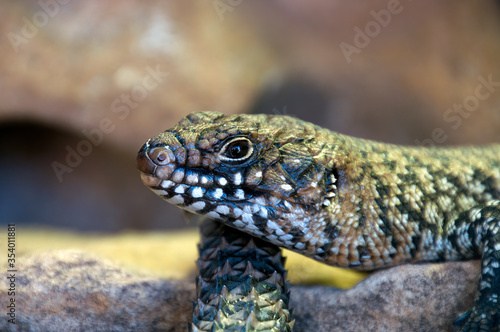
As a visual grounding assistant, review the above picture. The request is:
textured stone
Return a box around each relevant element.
[291,261,479,332]
[0,249,478,331]
[0,1,276,149]
[0,250,194,332]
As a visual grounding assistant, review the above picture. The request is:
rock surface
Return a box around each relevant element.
[0,250,479,331]
[1,250,194,332]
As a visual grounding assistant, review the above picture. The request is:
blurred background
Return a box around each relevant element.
[1,0,500,233]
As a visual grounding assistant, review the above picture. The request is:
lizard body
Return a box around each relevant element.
[137,111,500,331]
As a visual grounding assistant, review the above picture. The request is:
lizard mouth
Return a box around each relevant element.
[137,142,270,223]
[136,135,317,250]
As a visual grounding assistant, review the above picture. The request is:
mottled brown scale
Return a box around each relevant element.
[198,139,211,150]
[202,155,218,170]
[187,149,201,167]
[174,147,186,166]
[245,165,263,186]
[208,137,218,147]
[216,132,228,141]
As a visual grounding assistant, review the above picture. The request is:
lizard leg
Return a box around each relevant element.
[452,201,500,332]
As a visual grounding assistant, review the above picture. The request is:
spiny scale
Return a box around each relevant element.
[190,220,294,332]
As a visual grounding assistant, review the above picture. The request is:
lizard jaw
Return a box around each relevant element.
[137,144,270,224]
[137,145,316,251]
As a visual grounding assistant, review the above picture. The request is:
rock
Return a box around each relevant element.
[0,250,194,332]
[0,250,479,331]
[0,1,276,149]
[291,261,479,332]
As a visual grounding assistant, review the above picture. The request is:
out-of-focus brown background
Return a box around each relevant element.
[2,0,500,232]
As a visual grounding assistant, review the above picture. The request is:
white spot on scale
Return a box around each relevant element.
[242,213,253,223]
[275,228,285,236]
[243,205,253,214]
[235,189,245,200]
[255,197,267,206]
[481,281,491,290]
[186,173,199,185]
[212,188,224,199]
[215,205,231,215]
[188,201,206,211]
[161,180,175,189]
[279,234,294,241]
[295,242,306,250]
[200,176,209,185]
[217,177,228,186]
[206,211,221,219]
[245,222,259,231]
[233,220,245,228]
[281,184,293,191]
[233,208,243,217]
[303,233,313,241]
[259,208,268,218]
[267,220,280,231]
[174,185,187,194]
[153,189,168,196]
[233,172,243,186]
[172,169,185,183]
[191,187,205,198]
[167,195,184,205]
[255,171,262,178]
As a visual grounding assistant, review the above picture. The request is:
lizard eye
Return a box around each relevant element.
[219,137,254,163]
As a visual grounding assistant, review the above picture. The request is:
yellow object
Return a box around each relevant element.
[1,228,367,289]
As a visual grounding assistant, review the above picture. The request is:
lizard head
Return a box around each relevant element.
[137,111,337,250]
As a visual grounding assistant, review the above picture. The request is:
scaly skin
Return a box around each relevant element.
[137,111,500,331]
[191,219,293,332]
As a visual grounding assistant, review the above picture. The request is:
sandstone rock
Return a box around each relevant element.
[0,250,479,331]
[0,250,194,332]
[291,261,479,332]
[0,1,277,149]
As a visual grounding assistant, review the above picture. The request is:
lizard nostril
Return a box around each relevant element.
[148,147,174,166]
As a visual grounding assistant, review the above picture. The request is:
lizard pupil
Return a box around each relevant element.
[227,142,248,159]
[219,137,254,163]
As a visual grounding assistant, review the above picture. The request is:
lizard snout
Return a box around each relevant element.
[137,143,177,181]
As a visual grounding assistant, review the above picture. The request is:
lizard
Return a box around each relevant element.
[137,111,500,331]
